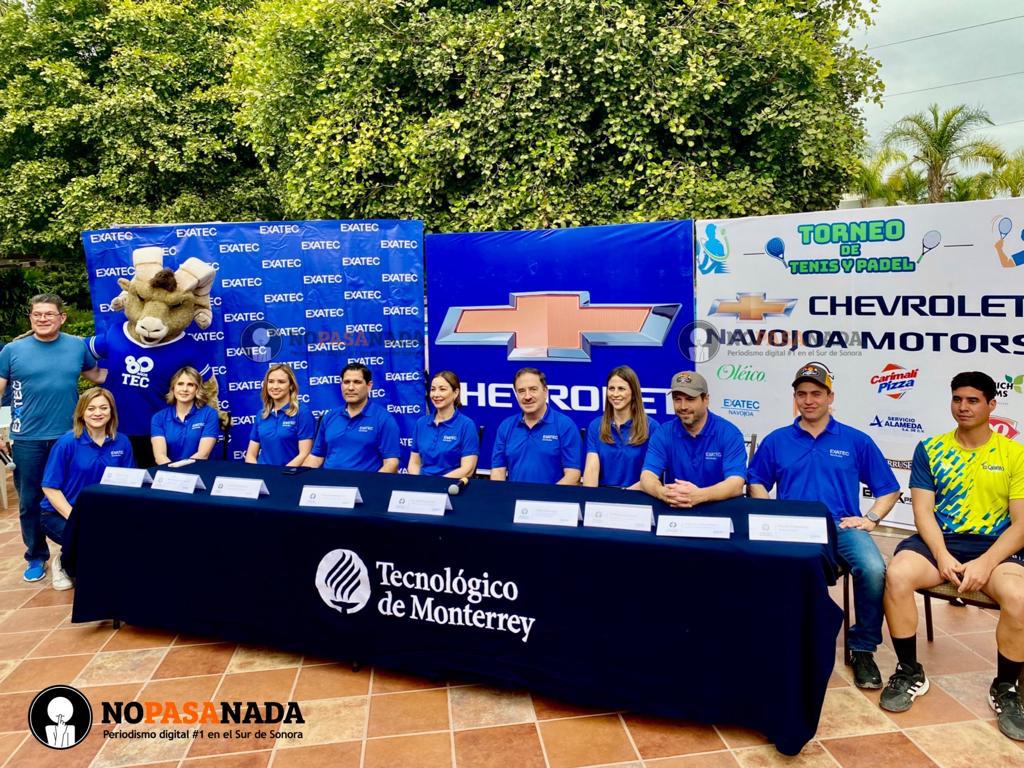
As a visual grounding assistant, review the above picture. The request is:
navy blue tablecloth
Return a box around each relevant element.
[67,461,841,754]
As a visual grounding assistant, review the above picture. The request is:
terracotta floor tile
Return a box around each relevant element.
[139,674,222,702]
[79,682,147,713]
[449,685,535,730]
[912,635,993,675]
[363,731,451,768]
[453,723,545,768]
[0,604,70,632]
[927,602,999,635]
[29,626,116,657]
[0,653,92,693]
[182,752,272,767]
[367,688,449,737]
[714,725,771,749]
[733,742,838,767]
[153,643,236,679]
[950,630,999,660]
[0,630,46,659]
[906,720,1024,767]
[174,634,224,646]
[7,730,105,768]
[226,645,302,673]
[370,668,445,693]
[858,677,977,728]
[21,588,76,608]
[0,732,27,764]
[277,696,367,747]
[0,690,35,731]
[645,754,740,768]
[214,668,297,703]
[293,663,370,700]
[532,694,613,720]
[75,648,167,686]
[186,722,277,758]
[822,731,936,767]
[623,714,725,759]
[91,722,193,768]
[933,671,1001,718]
[538,714,637,768]
[102,625,177,652]
[268,740,361,768]
[814,688,898,739]
[0,590,34,610]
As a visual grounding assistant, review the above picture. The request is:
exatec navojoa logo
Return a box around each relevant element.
[28,685,92,749]
[316,549,371,615]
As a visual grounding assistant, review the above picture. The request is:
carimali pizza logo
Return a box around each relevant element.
[315,549,371,615]
[871,363,918,400]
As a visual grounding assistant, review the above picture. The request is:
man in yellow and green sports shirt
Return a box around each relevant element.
[880,372,1024,741]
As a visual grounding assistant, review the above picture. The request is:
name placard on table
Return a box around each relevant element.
[100,467,153,488]
[583,502,653,532]
[299,485,363,509]
[656,515,733,539]
[151,471,206,494]
[748,514,828,544]
[513,500,581,527]
[211,476,269,499]
[388,491,452,516]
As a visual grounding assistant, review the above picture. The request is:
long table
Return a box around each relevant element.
[66,461,841,755]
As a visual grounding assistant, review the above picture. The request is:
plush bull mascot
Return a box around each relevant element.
[90,246,223,461]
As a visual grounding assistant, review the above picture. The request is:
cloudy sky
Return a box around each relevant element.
[848,0,1024,158]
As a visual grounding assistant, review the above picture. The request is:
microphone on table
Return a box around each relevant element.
[447,477,471,496]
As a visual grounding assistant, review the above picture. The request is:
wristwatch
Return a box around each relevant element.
[864,511,881,524]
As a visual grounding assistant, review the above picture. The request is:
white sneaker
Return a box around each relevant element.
[51,555,73,591]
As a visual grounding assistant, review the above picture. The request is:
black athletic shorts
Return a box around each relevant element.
[895,532,1024,569]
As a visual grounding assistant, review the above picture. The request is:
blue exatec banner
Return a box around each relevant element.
[82,220,425,460]
[425,220,695,469]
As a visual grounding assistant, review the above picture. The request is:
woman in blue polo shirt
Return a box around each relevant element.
[407,370,479,478]
[582,366,657,489]
[41,387,134,590]
[244,364,316,466]
[151,366,220,465]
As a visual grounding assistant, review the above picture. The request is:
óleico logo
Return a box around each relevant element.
[870,363,918,400]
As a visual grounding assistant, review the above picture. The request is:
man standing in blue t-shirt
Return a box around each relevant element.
[304,363,400,472]
[639,371,746,507]
[491,368,582,485]
[748,362,899,690]
[0,295,103,582]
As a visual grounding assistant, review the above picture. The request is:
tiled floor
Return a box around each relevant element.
[0,478,1021,767]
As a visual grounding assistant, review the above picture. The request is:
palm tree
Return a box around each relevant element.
[886,167,927,205]
[947,174,993,202]
[849,147,905,206]
[883,104,1003,203]
[988,148,1024,198]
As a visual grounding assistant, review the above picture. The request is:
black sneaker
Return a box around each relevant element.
[879,662,929,712]
[989,680,1024,741]
[850,651,882,689]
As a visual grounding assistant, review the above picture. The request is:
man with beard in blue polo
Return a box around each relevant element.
[490,368,582,484]
[639,371,746,506]
[304,362,400,473]
[748,362,899,691]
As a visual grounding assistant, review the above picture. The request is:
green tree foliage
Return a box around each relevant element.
[232,0,881,230]
[0,0,279,267]
[883,103,1002,204]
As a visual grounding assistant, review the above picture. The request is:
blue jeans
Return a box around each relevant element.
[12,439,56,562]
[836,527,886,653]
[40,507,66,550]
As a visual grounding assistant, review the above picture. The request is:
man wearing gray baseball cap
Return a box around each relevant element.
[748,361,900,690]
[639,370,746,507]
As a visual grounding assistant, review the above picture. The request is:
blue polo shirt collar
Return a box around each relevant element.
[791,415,838,438]
[173,404,202,424]
[519,406,552,429]
[340,402,372,422]
[676,411,716,440]
[431,410,459,428]
[76,431,114,447]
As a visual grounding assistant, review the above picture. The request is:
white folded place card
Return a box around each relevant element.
[583,502,654,532]
[211,476,269,499]
[151,470,206,494]
[388,490,452,516]
[656,514,733,539]
[299,485,363,508]
[100,467,153,488]
[512,500,581,527]
[748,514,828,544]
[167,458,196,468]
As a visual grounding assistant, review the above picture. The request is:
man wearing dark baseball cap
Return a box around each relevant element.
[639,370,746,507]
[748,361,899,690]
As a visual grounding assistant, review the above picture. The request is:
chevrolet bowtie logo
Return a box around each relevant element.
[708,292,797,322]
[435,292,681,362]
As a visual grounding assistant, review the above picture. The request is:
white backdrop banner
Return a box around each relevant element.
[695,198,1024,528]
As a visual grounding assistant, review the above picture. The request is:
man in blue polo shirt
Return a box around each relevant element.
[491,368,581,484]
[640,371,746,507]
[304,363,400,472]
[748,362,899,690]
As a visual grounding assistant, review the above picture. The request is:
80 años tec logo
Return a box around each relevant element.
[28,685,92,749]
